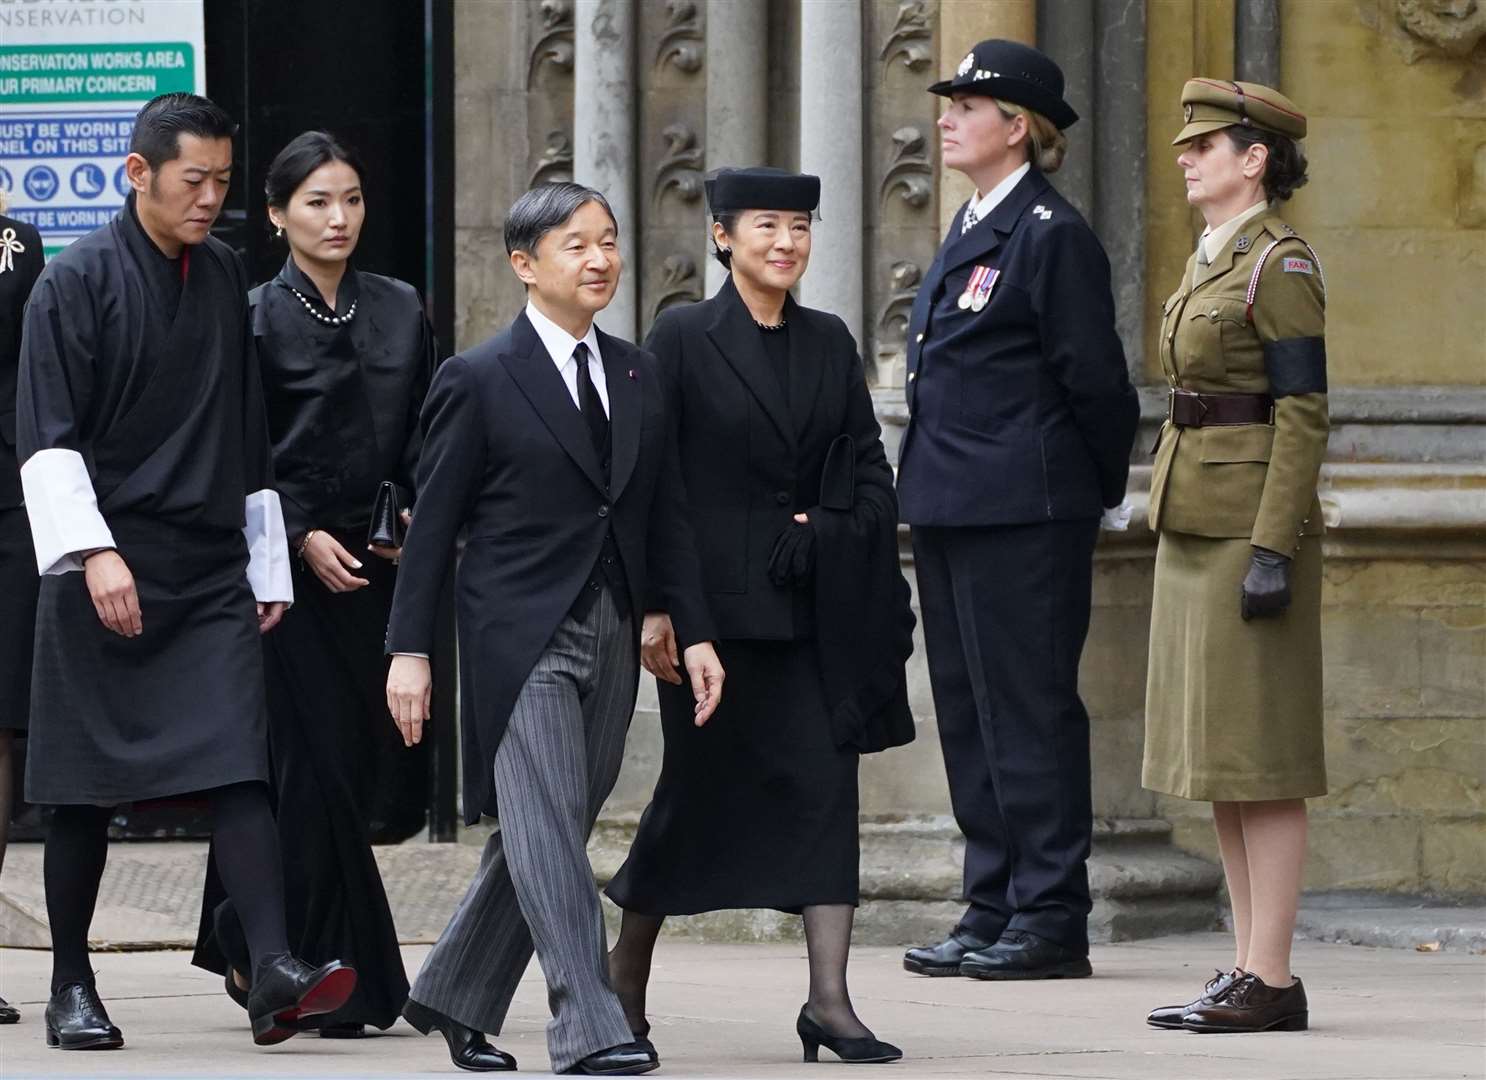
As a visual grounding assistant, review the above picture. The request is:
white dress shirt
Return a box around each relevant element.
[961,162,1032,234]
[525,300,609,418]
[1199,200,1268,265]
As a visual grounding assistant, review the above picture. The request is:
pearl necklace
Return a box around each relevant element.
[288,286,357,327]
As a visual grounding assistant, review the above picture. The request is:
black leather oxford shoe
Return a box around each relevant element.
[1147,969,1241,1029]
[403,998,517,1072]
[44,982,124,1050]
[902,928,996,976]
[247,953,357,1045]
[960,929,1092,980]
[0,993,19,1024]
[560,1040,659,1075]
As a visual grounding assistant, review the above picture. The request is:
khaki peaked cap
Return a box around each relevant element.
[1172,78,1306,145]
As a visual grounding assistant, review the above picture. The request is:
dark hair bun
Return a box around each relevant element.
[264,131,366,211]
[1226,127,1309,203]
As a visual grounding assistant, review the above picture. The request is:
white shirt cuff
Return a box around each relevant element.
[1100,498,1133,532]
[19,447,117,575]
[244,489,294,604]
[392,652,429,659]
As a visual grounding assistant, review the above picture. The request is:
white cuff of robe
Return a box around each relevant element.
[1100,498,1133,532]
[244,489,294,604]
[18,447,117,575]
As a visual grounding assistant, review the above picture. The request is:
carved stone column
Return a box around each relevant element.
[575,0,638,338]
[798,0,865,341]
[1037,0,1095,220]
[1235,0,1281,86]
[1092,0,1147,380]
[703,0,768,297]
[937,0,1035,235]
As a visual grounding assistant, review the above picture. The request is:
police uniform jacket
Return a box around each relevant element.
[897,169,1139,525]
[1147,212,1329,554]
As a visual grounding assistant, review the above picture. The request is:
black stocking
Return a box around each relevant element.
[207,781,288,973]
[608,909,665,1033]
[0,731,14,873]
[802,904,871,1038]
[44,803,113,993]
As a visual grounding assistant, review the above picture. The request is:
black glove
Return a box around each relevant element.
[1240,546,1292,621]
[767,521,816,587]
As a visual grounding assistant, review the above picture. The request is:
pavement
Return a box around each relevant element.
[0,934,1481,1080]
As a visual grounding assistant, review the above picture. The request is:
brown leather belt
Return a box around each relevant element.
[1167,388,1274,427]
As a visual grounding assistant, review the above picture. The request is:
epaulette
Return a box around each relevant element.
[1245,219,1325,323]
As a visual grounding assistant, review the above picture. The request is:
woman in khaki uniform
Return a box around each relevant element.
[1143,79,1328,1034]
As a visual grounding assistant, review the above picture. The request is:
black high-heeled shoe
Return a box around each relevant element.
[796,1006,902,1064]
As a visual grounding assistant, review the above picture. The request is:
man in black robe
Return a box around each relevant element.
[16,93,356,1050]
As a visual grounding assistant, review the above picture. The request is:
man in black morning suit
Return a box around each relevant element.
[384,183,723,1076]
[897,40,1140,981]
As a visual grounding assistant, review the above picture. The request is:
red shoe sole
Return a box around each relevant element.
[252,966,358,1046]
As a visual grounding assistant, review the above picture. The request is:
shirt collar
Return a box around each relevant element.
[525,299,602,369]
[1201,200,1268,263]
[969,162,1032,223]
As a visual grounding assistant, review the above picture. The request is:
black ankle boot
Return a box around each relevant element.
[796,1006,901,1064]
[403,998,517,1071]
[45,982,124,1050]
[246,953,357,1046]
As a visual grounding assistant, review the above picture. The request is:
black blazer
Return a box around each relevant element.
[643,276,896,640]
[0,215,45,508]
[386,311,714,824]
[896,169,1139,526]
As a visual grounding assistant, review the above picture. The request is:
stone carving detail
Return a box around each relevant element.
[879,127,932,211]
[652,123,705,209]
[1363,0,1486,63]
[650,255,701,322]
[654,0,704,73]
[527,0,576,88]
[879,0,934,71]
[875,261,922,388]
[529,131,574,187]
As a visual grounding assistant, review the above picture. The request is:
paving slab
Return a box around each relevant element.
[0,934,1480,1080]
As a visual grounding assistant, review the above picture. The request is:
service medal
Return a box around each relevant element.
[969,266,999,312]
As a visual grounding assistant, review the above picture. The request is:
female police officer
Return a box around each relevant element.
[897,40,1139,981]
[1143,80,1328,1034]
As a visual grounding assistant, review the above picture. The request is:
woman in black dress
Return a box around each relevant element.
[0,196,45,1025]
[605,167,913,1064]
[193,131,433,1035]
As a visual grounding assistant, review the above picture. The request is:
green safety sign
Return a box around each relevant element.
[0,43,195,105]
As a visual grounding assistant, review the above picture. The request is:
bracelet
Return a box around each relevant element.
[296,529,318,559]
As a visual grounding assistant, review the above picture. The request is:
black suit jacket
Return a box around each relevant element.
[896,170,1139,526]
[386,311,714,824]
[1,216,45,508]
[643,276,896,640]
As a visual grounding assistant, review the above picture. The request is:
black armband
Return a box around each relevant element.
[1263,337,1328,397]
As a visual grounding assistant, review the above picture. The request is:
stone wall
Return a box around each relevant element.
[452,0,1486,898]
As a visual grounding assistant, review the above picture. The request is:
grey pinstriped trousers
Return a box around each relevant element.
[409,590,636,1072]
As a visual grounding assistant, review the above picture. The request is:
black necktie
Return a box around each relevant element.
[573,342,608,453]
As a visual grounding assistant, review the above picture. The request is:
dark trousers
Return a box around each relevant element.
[912,519,1099,954]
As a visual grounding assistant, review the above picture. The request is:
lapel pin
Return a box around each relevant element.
[628,369,636,379]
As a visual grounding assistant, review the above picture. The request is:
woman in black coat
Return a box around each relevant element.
[0,198,44,1025]
[192,132,432,1035]
[605,168,913,1065]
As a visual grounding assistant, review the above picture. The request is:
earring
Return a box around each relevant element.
[275,225,284,238]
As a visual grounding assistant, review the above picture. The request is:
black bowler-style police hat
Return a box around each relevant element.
[929,39,1079,131]
[704,167,821,215]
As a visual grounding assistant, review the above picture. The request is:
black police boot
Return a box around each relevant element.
[903,927,997,976]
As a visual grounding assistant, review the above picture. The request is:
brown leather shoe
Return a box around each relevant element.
[1182,972,1308,1033]
[1146,969,1241,1029]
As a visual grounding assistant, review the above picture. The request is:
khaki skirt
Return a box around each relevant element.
[1142,531,1327,802]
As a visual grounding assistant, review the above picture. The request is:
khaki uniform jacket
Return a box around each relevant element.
[1147,213,1329,555]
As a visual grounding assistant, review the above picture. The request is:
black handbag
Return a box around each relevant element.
[367,481,407,548]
